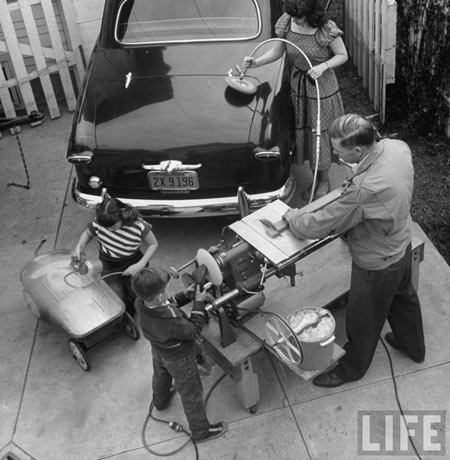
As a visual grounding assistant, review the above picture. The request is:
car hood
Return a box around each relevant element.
[93,74,266,151]
[77,45,284,152]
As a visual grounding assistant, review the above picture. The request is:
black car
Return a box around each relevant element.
[67,0,296,217]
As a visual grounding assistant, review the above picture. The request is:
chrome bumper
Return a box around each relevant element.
[71,178,295,218]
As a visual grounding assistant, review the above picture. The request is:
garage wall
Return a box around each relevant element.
[71,0,104,58]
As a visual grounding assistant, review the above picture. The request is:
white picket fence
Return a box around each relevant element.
[0,0,85,119]
[344,0,397,123]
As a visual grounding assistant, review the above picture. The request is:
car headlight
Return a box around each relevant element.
[88,176,102,189]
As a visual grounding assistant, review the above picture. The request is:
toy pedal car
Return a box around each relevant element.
[20,249,140,371]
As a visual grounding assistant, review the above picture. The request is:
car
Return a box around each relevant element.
[67,0,296,217]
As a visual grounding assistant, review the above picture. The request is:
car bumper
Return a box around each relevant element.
[71,177,295,218]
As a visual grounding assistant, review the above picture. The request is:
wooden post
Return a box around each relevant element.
[361,0,369,88]
[368,0,375,100]
[40,0,77,111]
[0,0,37,114]
[58,0,85,89]
[384,0,397,85]
[0,63,17,118]
[373,0,381,112]
[17,0,60,118]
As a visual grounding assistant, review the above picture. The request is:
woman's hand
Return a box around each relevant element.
[307,63,328,80]
[243,56,257,69]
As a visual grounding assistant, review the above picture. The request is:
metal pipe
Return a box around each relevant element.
[205,288,240,312]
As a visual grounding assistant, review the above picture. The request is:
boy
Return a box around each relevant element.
[131,267,227,443]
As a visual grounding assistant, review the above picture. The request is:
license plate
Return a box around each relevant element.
[148,171,199,191]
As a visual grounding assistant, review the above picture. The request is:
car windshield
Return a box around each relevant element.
[115,0,261,45]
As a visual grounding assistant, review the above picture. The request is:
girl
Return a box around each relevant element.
[73,192,158,316]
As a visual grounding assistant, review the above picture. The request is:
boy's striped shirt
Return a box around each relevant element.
[87,219,151,258]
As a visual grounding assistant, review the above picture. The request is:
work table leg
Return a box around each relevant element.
[232,357,260,414]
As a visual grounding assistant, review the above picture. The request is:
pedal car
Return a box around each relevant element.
[20,249,140,371]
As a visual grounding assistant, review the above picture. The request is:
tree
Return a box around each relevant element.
[395,0,449,133]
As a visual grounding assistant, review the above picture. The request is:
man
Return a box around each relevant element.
[283,114,425,387]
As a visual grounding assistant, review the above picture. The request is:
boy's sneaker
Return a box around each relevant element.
[194,422,227,443]
[153,386,176,411]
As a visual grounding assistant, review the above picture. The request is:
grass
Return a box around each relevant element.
[336,61,450,266]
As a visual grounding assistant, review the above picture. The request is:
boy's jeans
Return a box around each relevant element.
[336,243,425,381]
[152,347,210,439]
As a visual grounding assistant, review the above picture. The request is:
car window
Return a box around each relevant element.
[115,0,261,45]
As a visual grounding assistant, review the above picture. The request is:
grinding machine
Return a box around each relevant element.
[170,193,343,369]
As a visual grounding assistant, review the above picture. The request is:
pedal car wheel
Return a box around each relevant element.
[23,290,40,318]
[68,339,90,371]
[121,312,140,340]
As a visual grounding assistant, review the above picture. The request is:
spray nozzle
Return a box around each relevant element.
[70,253,88,275]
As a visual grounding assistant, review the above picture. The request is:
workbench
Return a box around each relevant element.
[199,233,424,413]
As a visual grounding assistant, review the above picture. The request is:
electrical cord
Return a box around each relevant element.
[380,337,423,460]
[63,271,124,288]
[141,372,227,459]
[141,400,198,458]
[236,303,303,365]
[240,295,422,458]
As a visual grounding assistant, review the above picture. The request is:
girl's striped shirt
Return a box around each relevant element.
[87,219,151,259]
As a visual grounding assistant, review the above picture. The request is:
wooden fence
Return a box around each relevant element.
[0,0,85,120]
[344,0,397,123]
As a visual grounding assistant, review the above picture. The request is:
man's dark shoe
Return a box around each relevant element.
[384,332,424,363]
[194,422,227,443]
[313,369,348,388]
[153,386,176,411]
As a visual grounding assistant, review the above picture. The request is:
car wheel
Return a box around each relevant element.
[68,339,90,371]
[23,290,41,318]
[121,312,140,340]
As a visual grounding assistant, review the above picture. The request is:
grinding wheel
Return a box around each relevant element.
[225,76,257,95]
[196,248,223,286]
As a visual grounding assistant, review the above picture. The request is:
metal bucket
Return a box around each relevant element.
[287,307,336,371]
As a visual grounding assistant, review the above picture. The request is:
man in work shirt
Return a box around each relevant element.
[283,113,426,387]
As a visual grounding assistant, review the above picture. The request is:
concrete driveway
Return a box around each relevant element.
[1,113,449,460]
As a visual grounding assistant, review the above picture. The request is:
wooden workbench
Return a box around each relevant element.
[199,234,424,413]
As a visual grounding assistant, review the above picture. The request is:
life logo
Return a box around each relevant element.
[358,410,446,456]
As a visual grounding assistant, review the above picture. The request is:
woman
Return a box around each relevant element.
[244,0,348,200]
